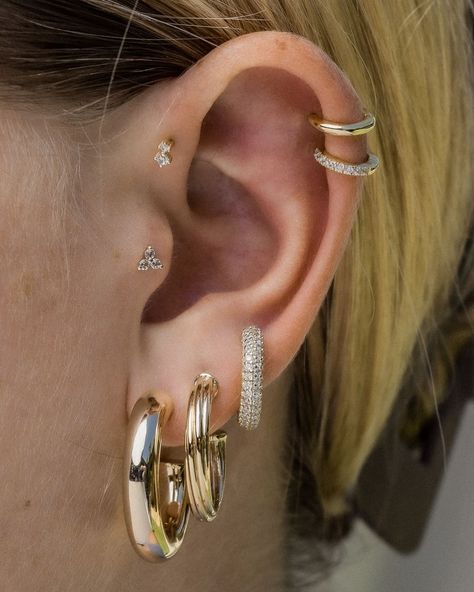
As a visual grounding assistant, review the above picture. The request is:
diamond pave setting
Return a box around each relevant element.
[238,326,264,431]
[153,138,174,168]
[313,147,379,176]
[137,245,164,271]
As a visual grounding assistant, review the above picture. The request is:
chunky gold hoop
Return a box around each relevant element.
[123,396,190,561]
[307,112,376,136]
[185,373,227,522]
[313,147,380,176]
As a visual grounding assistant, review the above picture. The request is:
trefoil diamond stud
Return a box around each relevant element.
[238,326,264,431]
[154,138,174,168]
[137,246,164,271]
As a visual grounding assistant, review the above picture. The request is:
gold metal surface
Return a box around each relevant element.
[185,373,227,522]
[308,111,376,136]
[123,396,190,561]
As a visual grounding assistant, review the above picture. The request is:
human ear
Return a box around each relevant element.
[92,31,373,445]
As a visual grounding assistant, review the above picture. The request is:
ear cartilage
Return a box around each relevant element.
[238,326,264,431]
[153,137,174,168]
[137,245,164,271]
[313,147,380,176]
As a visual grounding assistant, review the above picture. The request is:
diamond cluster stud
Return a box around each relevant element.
[153,138,174,168]
[238,326,264,431]
[137,245,164,271]
[313,147,379,176]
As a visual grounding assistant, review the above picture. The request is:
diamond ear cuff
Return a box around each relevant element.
[137,246,163,271]
[308,111,380,176]
[313,147,379,176]
[238,326,264,431]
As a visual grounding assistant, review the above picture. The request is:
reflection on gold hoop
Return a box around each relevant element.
[123,396,189,561]
[185,373,227,522]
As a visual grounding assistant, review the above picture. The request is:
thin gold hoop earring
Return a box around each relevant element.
[123,395,190,561]
[185,373,227,522]
[307,112,376,136]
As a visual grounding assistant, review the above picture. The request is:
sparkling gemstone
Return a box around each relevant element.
[158,141,172,153]
[150,258,163,269]
[137,259,149,271]
[144,246,156,260]
[154,153,171,168]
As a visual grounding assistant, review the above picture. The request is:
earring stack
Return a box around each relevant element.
[308,110,380,176]
[123,325,265,561]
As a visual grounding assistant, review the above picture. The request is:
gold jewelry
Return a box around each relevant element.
[185,373,227,522]
[123,395,189,561]
[137,245,164,271]
[238,326,264,430]
[313,147,380,176]
[307,112,376,136]
[154,137,174,167]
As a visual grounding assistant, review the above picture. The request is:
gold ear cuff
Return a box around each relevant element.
[308,112,376,136]
[308,110,380,176]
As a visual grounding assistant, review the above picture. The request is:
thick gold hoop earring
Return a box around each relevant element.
[185,373,227,522]
[123,395,190,561]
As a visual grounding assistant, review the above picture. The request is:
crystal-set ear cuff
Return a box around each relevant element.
[308,111,380,176]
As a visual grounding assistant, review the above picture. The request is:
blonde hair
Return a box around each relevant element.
[1,0,473,517]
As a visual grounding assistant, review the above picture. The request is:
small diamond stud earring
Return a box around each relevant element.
[137,246,164,271]
[154,138,174,168]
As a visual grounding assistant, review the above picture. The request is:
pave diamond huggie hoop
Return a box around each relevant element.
[238,326,264,431]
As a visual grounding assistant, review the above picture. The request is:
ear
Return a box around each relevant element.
[94,31,371,445]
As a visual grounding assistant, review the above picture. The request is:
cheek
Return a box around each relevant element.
[0,113,71,340]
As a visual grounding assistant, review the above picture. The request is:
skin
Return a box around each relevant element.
[0,32,367,591]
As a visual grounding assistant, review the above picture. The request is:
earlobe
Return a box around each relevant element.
[109,31,378,444]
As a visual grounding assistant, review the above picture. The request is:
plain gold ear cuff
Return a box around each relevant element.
[307,112,376,136]
[123,396,190,561]
[185,373,227,522]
